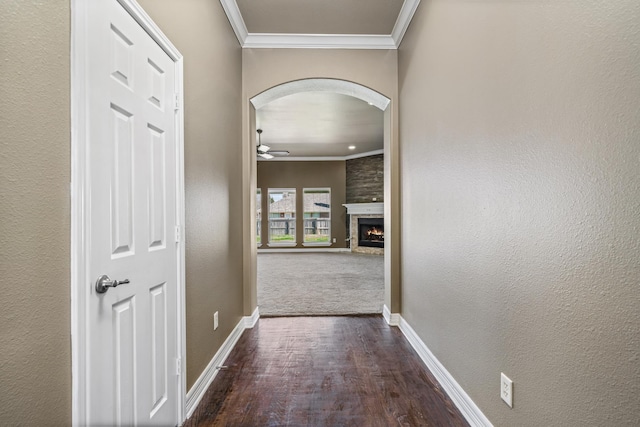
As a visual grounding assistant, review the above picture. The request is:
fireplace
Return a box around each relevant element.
[358,218,384,248]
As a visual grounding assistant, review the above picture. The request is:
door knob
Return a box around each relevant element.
[95,275,130,294]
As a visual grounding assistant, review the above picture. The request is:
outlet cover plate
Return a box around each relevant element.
[501,372,513,408]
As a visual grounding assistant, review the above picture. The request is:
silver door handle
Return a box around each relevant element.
[95,275,130,294]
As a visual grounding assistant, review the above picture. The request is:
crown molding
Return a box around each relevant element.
[345,149,384,160]
[256,149,384,162]
[219,0,248,45]
[391,0,421,48]
[220,0,420,50]
[258,156,345,162]
[243,33,396,50]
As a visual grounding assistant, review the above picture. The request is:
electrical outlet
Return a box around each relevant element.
[214,311,219,330]
[501,372,513,408]
[332,238,336,243]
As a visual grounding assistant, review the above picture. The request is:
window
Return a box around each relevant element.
[256,188,262,245]
[268,188,296,245]
[303,188,331,245]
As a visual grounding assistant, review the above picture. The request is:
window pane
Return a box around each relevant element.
[268,189,296,243]
[303,188,330,243]
[256,189,261,245]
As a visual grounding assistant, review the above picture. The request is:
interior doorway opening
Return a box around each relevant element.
[246,78,397,320]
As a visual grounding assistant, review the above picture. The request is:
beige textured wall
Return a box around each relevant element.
[257,161,347,248]
[399,1,640,425]
[138,0,244,389]
[0,2,71,425]
[243,49,398,99]
[242,49,401,312]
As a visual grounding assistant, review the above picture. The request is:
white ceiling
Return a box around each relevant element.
[256,92,384,158]
[223,0,419,159]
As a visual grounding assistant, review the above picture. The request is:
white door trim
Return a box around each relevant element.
[70,1,186,424]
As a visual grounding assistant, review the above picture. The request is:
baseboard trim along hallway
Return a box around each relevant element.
[185,307,260,418]
[398,316,493,427]
[257,248,351,253]
[383,304,401,326]
[244,306,260,328]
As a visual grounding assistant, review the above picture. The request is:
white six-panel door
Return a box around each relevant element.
[85,1,179,425]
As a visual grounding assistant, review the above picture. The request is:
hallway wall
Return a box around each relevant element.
[1,1,244,423]
[0,2,71,425]
[139,0,244,390]
[399,0,640,425]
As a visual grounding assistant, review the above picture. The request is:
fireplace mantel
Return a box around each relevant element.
[343,202,384,215]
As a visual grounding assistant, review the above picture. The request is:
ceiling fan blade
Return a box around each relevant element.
[269,150,290,156]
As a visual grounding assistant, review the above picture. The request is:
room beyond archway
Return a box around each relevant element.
[245,78,399,322]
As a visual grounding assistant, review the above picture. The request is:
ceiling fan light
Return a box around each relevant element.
[257,144,270,153]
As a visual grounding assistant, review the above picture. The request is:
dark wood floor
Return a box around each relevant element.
[184,316,469,427]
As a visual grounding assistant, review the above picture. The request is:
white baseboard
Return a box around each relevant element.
[383,305,401,326]
[244,306,260,328]
[398,317,493,427]
[257,248,350,253]
[185,308,260,419]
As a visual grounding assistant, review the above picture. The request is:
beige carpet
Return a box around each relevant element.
[257,252,384,316]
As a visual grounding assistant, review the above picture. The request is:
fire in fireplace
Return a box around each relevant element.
[358,218,384,248]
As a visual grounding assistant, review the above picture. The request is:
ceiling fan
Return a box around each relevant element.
[257,129,289,159]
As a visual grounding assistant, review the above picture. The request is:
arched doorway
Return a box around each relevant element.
[243,78,400,324]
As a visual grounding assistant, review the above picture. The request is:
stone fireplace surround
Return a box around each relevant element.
[343,203,384,255]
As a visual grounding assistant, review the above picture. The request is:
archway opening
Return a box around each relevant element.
[246,78,396,320]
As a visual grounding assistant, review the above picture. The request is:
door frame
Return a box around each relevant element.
[70,0,186,424]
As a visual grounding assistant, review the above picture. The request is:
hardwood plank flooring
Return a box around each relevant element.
[184,316,469,427]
